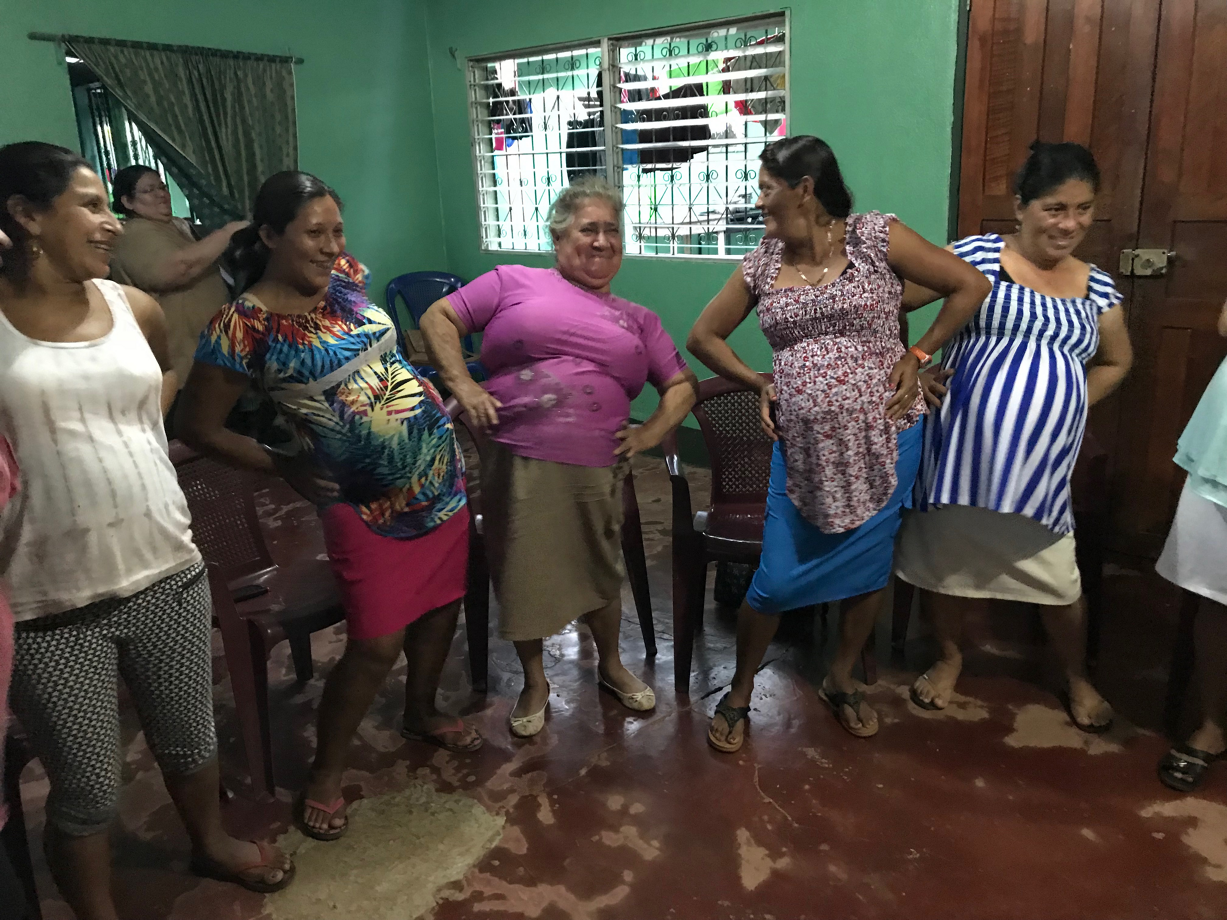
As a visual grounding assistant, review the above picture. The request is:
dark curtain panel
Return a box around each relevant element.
[66,38,297,227]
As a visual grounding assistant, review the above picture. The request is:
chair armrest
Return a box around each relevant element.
[661,430,695,537]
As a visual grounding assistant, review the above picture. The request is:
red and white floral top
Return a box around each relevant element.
[743,211,924,533]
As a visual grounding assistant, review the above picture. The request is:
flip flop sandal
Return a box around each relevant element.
[909,672,946,711]
[1060,690,1114,735]
[1159,744,1225,793]
[190,840,296,894]
[402,719,484,753]
[294,793,349,842]
[707,693,751,753]
[819,684,879,738]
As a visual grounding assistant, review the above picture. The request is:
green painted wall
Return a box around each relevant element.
[0,0,445,302]
[423,0,962,417]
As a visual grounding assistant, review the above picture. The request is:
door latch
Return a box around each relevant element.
[1119,249,1175,277]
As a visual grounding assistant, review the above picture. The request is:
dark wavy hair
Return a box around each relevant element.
[110,164,160,217]
[1014,141,1100,205]
[224,171,342,293]
[759,135,853,219]
[0,141,93,279]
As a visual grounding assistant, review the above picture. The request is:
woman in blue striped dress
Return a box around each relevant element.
[895,142,1133,731]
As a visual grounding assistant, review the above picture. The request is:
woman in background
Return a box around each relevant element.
[0,142,293,919]
[897,142,1132,731]
[421,176,697,738]
[108,165,246,408]
[1156,298,1227,791]
[688,136,990,751]
[0,225,31,920]
[178,171,478,842]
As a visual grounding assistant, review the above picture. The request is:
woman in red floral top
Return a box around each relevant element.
[689,136,989,751]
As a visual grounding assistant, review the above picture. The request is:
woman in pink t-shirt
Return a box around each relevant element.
[421,177,697,737]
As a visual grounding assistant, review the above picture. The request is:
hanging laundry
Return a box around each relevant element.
[489,83,532,148]
[566,113,605,180]
[722,33,786,136]
[637,83,712,172]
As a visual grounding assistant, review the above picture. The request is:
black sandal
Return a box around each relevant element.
[707,693,751,753]
[819,684,879,738]
[1159,744,1224,793]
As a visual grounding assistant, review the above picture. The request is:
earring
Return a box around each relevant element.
[28,240,42,259]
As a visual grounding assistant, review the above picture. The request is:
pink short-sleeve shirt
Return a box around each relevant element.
[448,265,687,467]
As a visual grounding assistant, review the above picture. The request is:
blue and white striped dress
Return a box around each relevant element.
[915,234,1122,534]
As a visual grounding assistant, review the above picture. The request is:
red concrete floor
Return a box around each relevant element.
[12,456,1227,919]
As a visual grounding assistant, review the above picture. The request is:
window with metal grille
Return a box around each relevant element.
[467,13,787,258]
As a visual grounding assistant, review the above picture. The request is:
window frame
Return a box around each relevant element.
[465,11,790,261]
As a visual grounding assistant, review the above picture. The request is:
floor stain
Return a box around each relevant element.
[736,828,791,892]
[1140,799,1227,883]
[1003,704,1125,755]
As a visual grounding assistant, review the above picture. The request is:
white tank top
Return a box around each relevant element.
[0,279,200,620]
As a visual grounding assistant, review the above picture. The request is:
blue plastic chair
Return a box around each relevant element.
[385,272,486,385]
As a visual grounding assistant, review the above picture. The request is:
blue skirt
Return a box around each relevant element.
[745,423,923,613]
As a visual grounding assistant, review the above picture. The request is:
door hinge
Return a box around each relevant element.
[1119,249,1175,277]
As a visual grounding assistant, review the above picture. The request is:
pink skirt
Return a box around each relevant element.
[321,503,470,640]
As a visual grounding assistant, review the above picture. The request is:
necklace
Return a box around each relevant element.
[793,222,845,287]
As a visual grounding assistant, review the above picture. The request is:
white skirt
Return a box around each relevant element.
[1156,481,1227,605]
[894,504,1081,605]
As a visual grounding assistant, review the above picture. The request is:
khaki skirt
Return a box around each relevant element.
[894,504,1081,605]
[481,441,626,641]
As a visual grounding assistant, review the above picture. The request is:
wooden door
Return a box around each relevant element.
[1114,0,1227,552]
[957,0,1162,464]
[956,0,1227,553]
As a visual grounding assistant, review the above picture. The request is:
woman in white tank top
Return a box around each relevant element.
[0,142,294,912]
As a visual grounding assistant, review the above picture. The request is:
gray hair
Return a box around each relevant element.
[546,176,623,242]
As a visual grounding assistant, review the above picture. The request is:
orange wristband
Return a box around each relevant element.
[908,345,932,367]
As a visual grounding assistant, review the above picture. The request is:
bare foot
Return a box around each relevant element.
[403,711,483,751]
[301,771,347,836]
[1066,676,1114,730]
[1188,722,1227,757]
[911,656,962,710]
[198,836,293,888]
[512,679,550,720]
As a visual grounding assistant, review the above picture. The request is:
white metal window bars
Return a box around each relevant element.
[467,13,787,258]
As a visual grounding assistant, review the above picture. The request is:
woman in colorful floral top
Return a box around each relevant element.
[688,136,990,751]
[178,172,477,842]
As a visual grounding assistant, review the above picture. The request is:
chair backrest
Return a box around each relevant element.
[172,444,276,582]
[689,375,776,508]
[385,271,472,353]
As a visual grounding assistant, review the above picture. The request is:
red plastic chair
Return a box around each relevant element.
[662,375,877,693]
[172,444,345,797]
[445,398,657,687]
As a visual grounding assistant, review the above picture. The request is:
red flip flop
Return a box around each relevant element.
[294,793,349,841]
[190,840,296,893]
[401,718,484,753]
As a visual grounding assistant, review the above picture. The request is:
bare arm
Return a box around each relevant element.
[1218,298,1227,338]
[615,369,700,458]
[124,285,179,413]
[884,224,991,418]
[176,362,275,472]
[686,265,763,393]
[1087,306,1133,406]
[900,242,958,311]
[420,297,502,428]
[137,221,247,292]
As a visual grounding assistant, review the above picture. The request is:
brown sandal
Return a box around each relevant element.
[707,693,751,753]
[819,684,879,738]
[294,793,349,841]
[402,719,484,753]
[190,840,295,893]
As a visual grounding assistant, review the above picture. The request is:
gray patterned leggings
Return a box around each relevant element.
[9,562,217,836]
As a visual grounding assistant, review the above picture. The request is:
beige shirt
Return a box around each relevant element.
[110,216,230,385]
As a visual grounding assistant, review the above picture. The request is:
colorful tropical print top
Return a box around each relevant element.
[195,253,465,539]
